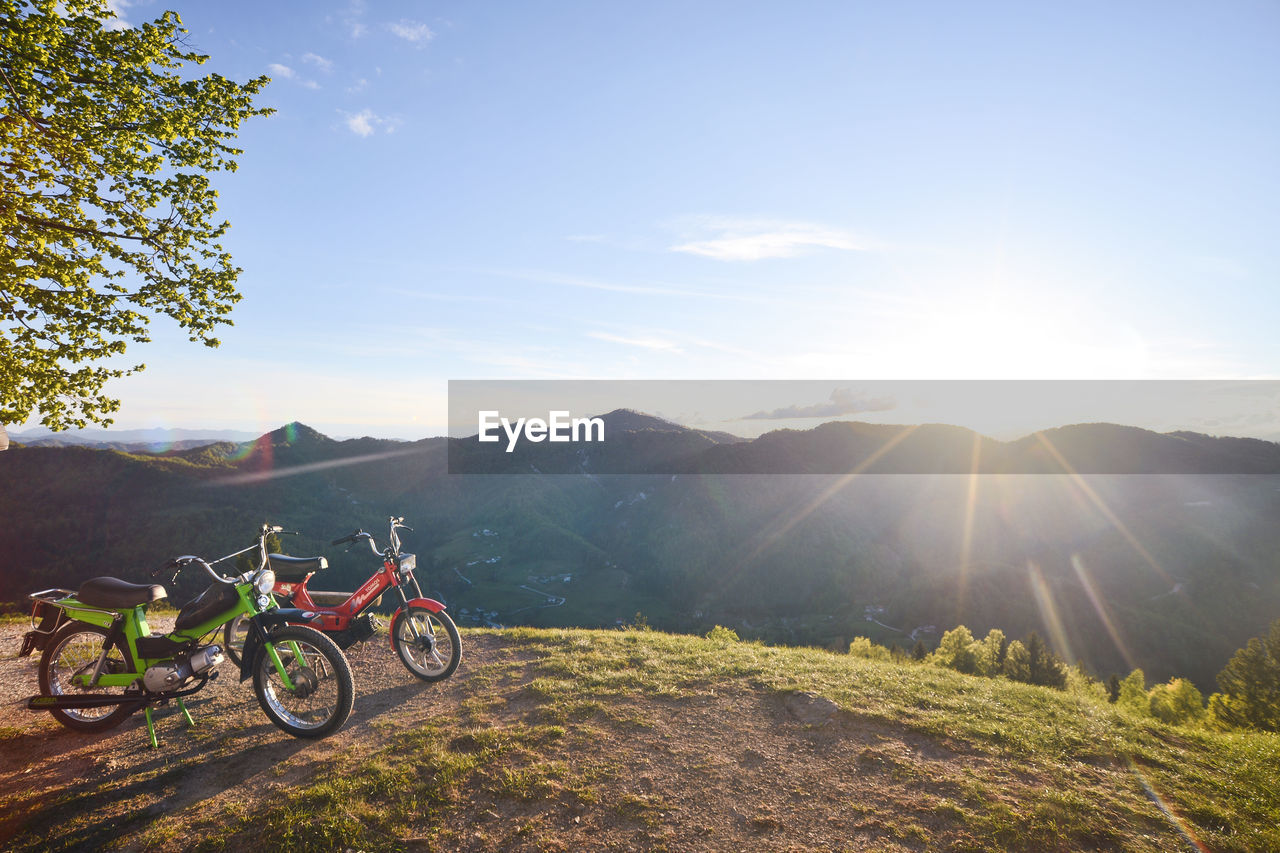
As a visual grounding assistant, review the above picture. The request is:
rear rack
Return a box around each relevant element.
[28,588,122,621]
[28,589,75,626]
[29,588,75,605]
[20,590,76,658]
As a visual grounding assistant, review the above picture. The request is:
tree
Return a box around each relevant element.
[911,639,927,661]
[1118,669,1148,715]
[1208,619,1280,732]
[1024,632,1067,689]
[974,628,1006,677]
[1,0,271,429]
[1003,640,1031,683]
[234,530,281,574]
[930,625,978,674]
[1148,678,1205,727]
[1106,674,1121,704]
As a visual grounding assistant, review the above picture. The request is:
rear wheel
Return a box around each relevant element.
[38,622,139,732]
[223,614,249,667]
[391,607,461,682]
[252,625,353,738]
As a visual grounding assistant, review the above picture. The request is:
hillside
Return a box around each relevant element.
[3,416,1280,692]
[1,623,1275,852]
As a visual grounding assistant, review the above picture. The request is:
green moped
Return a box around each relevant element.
[20,524,354,746]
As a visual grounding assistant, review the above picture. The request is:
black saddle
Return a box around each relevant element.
[267,553,327,583]
[79,577,167,609]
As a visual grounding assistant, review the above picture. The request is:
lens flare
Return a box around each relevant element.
[736,424,922,569]
[1070,553,1138,672]
[956,432,984,618]
[1032,432,1175,587]
[1027,560,1074,664]
[1126,758,1211,852]
[208,447,424,486]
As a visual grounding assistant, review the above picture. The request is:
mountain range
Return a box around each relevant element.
[2,410,1278,692]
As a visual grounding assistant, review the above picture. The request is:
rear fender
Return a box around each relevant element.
[237,608,321,682]
[388,598,446,650]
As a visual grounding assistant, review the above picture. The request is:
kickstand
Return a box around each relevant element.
[176,697,195,728]
[144,707,158,748]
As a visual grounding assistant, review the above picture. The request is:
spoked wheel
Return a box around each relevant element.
[390,607,461,682]
[38,622,141,732]
[223,613,249,667]
[252,625,353,738]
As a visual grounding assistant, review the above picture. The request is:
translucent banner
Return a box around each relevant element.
[447,380,1280,474]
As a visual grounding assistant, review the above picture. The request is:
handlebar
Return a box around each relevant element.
[331,531,360,546]
[155,555,237,585]
[331,529,382,556]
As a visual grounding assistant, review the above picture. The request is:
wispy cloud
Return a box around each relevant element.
[388,19,434,43]
[342,109,399,137]
[302,52,334,73]
[671,217,868,261]
[744,388,897,420]
[588,332,684,354]
[480,268,774,303]
[103,0,131,30]
[334,0,367,38]
[269,61,321,90]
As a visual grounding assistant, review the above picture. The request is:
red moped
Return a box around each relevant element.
[224,517,460,682]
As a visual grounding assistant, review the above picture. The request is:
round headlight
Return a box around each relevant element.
[254,569,276,595]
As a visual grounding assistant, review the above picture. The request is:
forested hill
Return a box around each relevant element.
[3,413,1279,691]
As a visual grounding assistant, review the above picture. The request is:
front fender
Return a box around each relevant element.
[238,608,321,682]
[400,597,446,615]
[388,598,447,651]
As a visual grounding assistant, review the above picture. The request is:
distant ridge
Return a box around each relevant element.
[452,413,1280,475]
[12,414,1280,474]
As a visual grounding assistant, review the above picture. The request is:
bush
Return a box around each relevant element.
[1148,678,1206,726]
[848,636,890,661]
[706,625,740,643]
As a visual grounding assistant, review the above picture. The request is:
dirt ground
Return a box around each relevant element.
[0,619,1155,852]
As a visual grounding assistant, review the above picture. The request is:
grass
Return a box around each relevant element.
[16,626,1278,852]
[495,626,1279,853]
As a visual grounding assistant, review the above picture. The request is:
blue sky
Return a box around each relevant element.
[64,0,1280,438]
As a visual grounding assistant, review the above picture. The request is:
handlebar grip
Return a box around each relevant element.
[150,558,181,578]
[331,529,365,546]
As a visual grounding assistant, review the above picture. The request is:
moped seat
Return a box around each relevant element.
[79,577,167,609]
[267,553,328,582]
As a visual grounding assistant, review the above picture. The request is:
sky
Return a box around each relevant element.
[30,0,1280,438]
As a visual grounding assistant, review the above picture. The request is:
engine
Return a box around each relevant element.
[143,645,224,693]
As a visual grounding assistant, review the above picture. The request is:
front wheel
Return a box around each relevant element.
[252,625,353,738]
[38,622,140,732]
[391,607,461,682]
